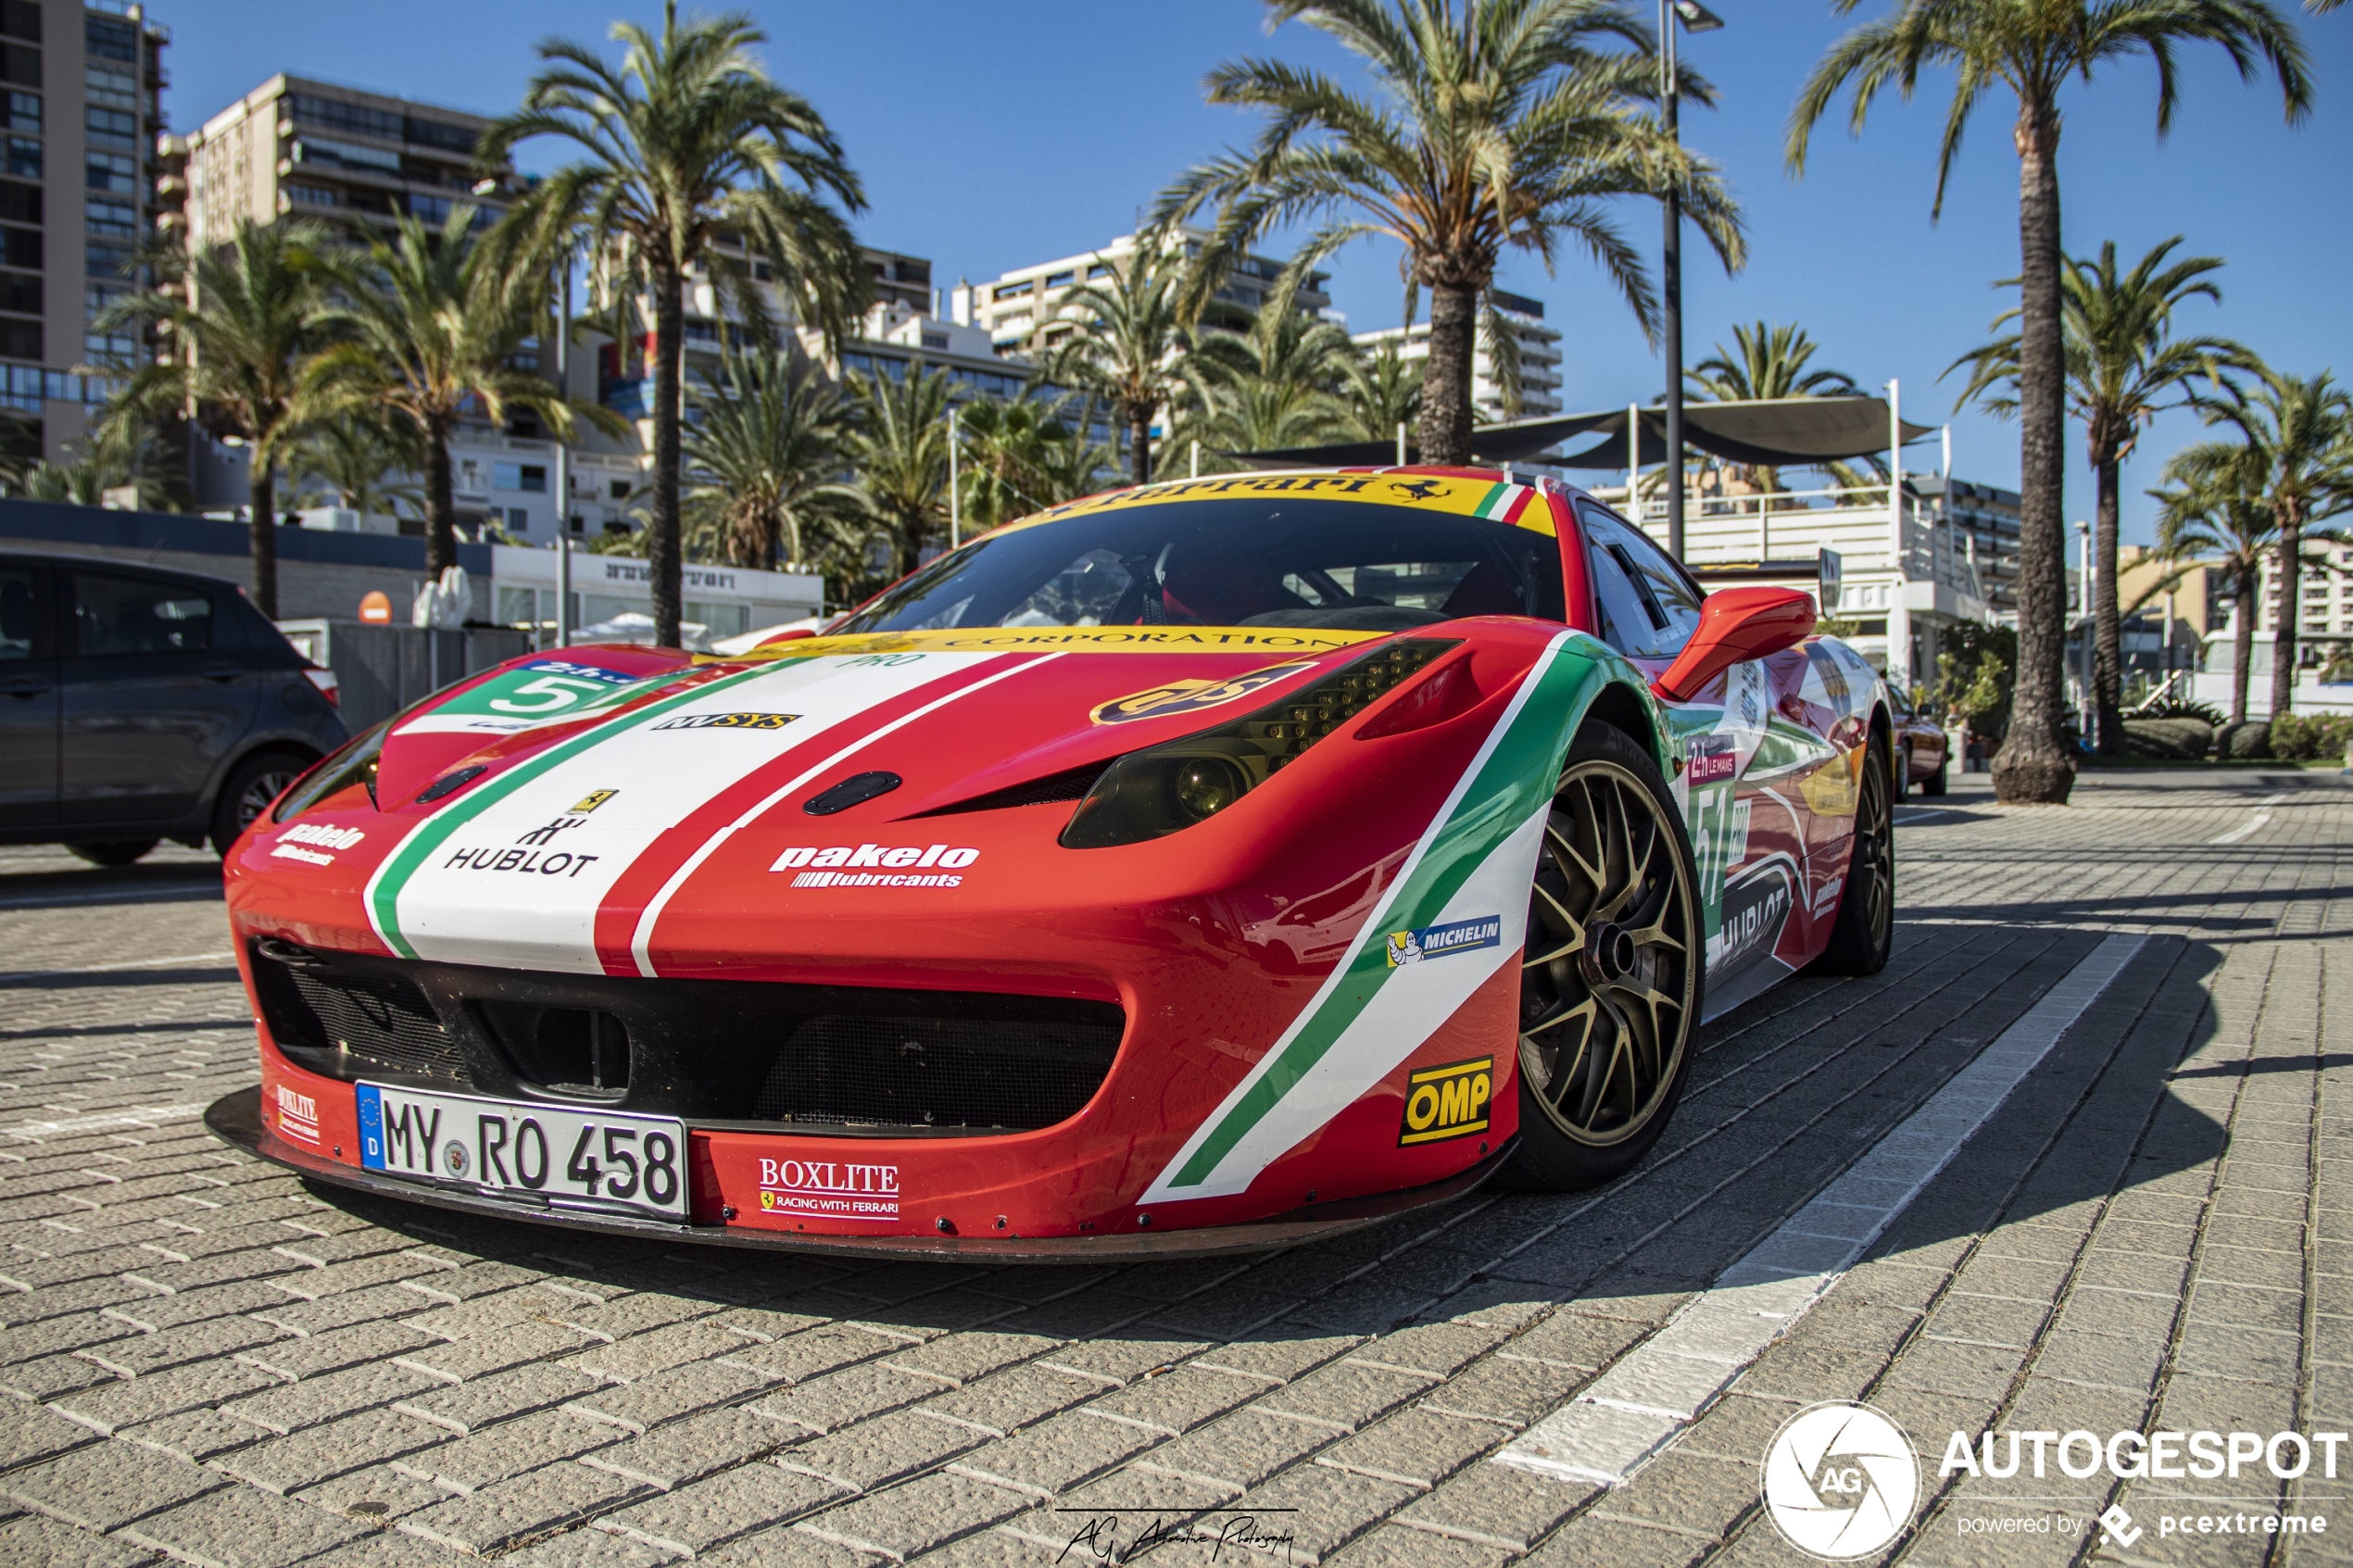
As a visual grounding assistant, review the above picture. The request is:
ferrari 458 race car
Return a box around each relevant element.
[209,469,1894,1258]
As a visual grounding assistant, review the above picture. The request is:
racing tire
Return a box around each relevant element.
[1499,722,1704,1193]
[1806,733,1894,977]
[1894,743,1912,797]
[65,840,157,868]
[1921,751,1948,797]
[210,750,308,856]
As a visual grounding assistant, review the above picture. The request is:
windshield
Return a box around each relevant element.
[836,495,1566,634]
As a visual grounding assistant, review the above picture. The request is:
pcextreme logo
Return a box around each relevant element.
[1763,1402,1920,1560]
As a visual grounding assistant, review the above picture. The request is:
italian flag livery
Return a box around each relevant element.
[217,470,1884,1257]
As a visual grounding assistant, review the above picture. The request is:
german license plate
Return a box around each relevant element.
[354,1084,687,1220]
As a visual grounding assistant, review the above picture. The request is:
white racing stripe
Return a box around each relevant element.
[2208,792,2287,846]
[382,654,1002,972]
[1493,933,2146,1487]
[627,652,1065,976]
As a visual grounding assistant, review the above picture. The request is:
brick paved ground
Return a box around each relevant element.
[0,766,2346,1567]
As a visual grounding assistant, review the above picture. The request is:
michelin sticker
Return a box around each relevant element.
[1385,915,1504,967]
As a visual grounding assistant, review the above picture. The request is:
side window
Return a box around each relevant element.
[71,572,215,656]
[0,566,36,660]
[1579,505,1704,658]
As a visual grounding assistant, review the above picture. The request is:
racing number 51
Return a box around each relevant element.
[488,674,611,714]
[563,1123,680,1206]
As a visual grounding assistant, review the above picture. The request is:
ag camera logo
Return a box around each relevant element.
[1763,1401,1919,1559]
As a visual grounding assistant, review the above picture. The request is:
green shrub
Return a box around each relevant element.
[2120,718,2213,760]
[2270,712,2353,760]
[2217,721,2272,759]
[2134,695,2225,724]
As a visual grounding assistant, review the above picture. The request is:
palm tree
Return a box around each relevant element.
[1343,338,1421,444]
[1157,0,1743,467]
[1686,320,1865,493]
[285,415,425,526]
[482,1,867,647]
[1038,244,1209,486]
[1790,0,2311,805]
[955,395,1114,531]
[94,218,341,615]
[1181,270,1362,466]
[682,347,863,571]
[297,208,610,582]
[851,365,952,582]
[2171,368,2353,720]
[2151,452,2347,723]
[1946,238,2251,755]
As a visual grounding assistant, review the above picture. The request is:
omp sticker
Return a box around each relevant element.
[1091,662,1315,725]
[1141,631,1592,1206]
[365,654,1003,972]
[395,659,648,736]
[1397,1057,1493,1147]
[1385,916,1503,967]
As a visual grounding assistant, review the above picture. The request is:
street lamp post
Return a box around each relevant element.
[1659,0,1721,565]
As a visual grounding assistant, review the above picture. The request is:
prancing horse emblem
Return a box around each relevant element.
[1389,479,1445,503]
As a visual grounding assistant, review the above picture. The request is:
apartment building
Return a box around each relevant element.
[1350,290,1565,421]
[953,229,1333,361]
[0,1,167,461]
[1912,475,2021,617]
[165,74,510,251]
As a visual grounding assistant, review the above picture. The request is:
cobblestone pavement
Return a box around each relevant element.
[0,766,2347,1567]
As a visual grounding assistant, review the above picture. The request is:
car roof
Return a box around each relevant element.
[0,549,242,593]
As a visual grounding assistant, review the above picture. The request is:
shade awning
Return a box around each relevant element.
[1235,396,1940,471]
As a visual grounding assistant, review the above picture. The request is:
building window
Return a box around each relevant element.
[0,223,35,270]
[85,239,132,279]
[286,184,335,207]
[84,106,135,149]
[86,152,134,193]
[5,136,33,180]
[293,136,401,175]
[1045,270,1075,289]
[408,192,452,223]
[0,317,36,359]
[1087,261,1113,279]
[5,91,35,133]
[85,198,133,238]
[288,93,402,143]
[0,270,35,315]
[84,15,135,62]
[84,64,134,111]
[992,282,1030,302]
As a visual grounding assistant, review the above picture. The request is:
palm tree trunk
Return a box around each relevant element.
[1991,106,2074,806]
[423,417,459,583]
[1128,405,1151,487]
[649,257,686,648]
[2092,453,2123,755]
[2233,564,2255,725]
[2269,502,2300,722]
[1419,282,1476,466]
[248,458,279,619]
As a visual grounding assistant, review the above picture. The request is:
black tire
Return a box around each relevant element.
[1921,748,1949,797]
[65,840,157,868]
[210,750,308,855]
[1499,722,1704,1193]
[1894,742,1912,798]
[1808,732,1894,976]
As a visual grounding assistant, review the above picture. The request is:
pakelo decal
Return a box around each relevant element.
[1385,915,1504,967]
[1398,1057,1493,1146]
[271,822,364,865]
[1090,662,1316,726]
[773,843,977,888]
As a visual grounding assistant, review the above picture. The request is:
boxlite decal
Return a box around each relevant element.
[273,1084,320,1147]
[1090,662,1316,726]
[1385,914,1504,967]
[1398,1057,1493,1146]
[756,1158,900,1222]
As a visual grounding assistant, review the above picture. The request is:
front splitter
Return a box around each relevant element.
[205,1086,1513,1262]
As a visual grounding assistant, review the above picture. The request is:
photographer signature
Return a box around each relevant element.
[1058,1512,1299,1564]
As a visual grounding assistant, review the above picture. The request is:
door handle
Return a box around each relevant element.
[200,663,242,683]
[0,675,49,698]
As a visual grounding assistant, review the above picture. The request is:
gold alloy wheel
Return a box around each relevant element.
[1517,757,1699,1148]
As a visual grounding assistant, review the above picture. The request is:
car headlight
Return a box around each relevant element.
[1060,639,1459,849]
[271,721,388,822]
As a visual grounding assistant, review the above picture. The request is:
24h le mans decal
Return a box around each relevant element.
[1139,631,1589,1206]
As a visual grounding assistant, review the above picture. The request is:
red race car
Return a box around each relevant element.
[209,470,1894,1259]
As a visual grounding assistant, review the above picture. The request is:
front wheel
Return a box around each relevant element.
[1807,734,1894,976]
[1500,723,1703,1193]
[211,751,308,855]
[66,840,157,868]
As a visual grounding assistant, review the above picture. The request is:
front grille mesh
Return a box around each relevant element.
[269,964,470,1082]
[754,1014,1121,1131]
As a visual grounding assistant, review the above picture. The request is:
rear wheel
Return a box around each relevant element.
[1807,734,1894,976]
[65,840,156,868]
[1894,742,1912,797]
[1501,724,1702,1192]
[211,750,308,855]
[1921,748,1949,797]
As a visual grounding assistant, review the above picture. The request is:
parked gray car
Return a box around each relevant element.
[0,551,347,864]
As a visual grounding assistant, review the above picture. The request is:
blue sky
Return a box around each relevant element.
[160,1,2350,544]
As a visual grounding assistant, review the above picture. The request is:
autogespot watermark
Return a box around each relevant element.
[1757,1403,2340,1559]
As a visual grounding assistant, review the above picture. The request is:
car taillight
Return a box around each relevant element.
[304,667,340,707]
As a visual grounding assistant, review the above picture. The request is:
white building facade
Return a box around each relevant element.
[1350,290,1565,422]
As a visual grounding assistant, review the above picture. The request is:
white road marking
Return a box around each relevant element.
[0,951,233,985]
[2208,792,2287,846]
[1493,933,2147,1487]
[2,1103,211,1139]
[1893,809,1956,826]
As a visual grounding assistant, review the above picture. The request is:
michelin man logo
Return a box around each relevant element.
[1763,1401,1920,1559]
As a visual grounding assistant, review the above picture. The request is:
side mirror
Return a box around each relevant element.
[1648,586,1817,704]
